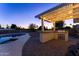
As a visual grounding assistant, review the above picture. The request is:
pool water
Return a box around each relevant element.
[0,33,25,44]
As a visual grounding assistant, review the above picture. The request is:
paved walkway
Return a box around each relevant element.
[22,32,78,56]
[0,33,30,56]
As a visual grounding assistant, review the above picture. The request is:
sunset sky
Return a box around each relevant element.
[0,3,73,28]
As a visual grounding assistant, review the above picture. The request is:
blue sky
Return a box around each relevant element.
[0,3,73,28]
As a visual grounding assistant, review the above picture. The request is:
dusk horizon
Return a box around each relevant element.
[0,3,74,29]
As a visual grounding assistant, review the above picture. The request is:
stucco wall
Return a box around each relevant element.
[40,30,68,43]
[40,31,56,43]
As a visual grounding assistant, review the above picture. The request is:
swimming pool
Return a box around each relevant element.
[0,33,26,44]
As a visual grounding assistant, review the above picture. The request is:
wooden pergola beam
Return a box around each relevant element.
[36,3,79,31]
[40,4,74,22]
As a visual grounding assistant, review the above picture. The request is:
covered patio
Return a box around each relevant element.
[35,3,79,43]
[22,3,79,56]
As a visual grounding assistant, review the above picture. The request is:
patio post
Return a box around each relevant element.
[41,19,44,32]
[53,22,56,31]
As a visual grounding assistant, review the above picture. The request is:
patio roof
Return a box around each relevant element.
[35,3,79,22]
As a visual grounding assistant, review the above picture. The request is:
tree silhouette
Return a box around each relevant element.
[11,24,17,29]
[28,23,37,30]
[64,26,71,30]
[6,24,9,29]
[0,24,1,29]
[38,26,48,30]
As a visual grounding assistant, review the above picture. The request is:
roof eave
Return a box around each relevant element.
[35,3,70,18]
